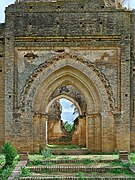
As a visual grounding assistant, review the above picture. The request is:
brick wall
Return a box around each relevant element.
[0,25,5,149]
[0,0,133,152]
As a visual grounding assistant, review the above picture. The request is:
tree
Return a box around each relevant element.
[63,121,73,132]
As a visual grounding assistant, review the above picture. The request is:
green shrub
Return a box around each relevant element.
[122,161,131,168]
[129,153,135,163]
[41,148,53,159]
[0,168,2,174]
[75,172,85,180]
[111,168,123,174]
[28,160,41,166]
[21,167,31,176]
[2,142,17,167]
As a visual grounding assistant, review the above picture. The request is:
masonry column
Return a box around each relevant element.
[94,114,102,152]
[86,113,101,152]
[78,116,86,147]
[101,111,114,152]
[33,113,41,153]
[86,114,95,151]
[119,35,131,151]
[5,9,15,142]
[113,110,130,151]
[40,114,48,149]
[113,112,122,151]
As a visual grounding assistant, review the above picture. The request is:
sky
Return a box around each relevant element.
[0,0,15,23]
[60,98,79,124]
[0,0,135,23]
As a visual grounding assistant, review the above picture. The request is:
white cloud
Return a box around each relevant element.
[60,98,78,123]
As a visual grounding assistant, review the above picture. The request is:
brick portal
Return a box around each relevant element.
[0,0,134,153]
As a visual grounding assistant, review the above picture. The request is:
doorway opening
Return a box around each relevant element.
[47,96,86,148]
[60,98,79,132]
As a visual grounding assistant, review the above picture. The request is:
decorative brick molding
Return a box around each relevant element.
[20,53,114,112]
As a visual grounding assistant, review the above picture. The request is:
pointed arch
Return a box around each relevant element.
[19,53,114,113]
[46,94,82,115]
[19,54,115,152]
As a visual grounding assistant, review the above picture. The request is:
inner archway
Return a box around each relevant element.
[47,95,86,147]
[24,57,115,152]
[60,98,79,132]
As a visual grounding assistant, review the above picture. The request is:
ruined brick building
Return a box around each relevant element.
[0,0,135,153]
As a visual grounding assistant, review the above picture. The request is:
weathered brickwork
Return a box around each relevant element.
[0,0,135,153]
[0,24,5,148]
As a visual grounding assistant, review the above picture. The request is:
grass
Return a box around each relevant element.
[109,160,131,167]
[29,154,45,161]
[19,152,135,178]
[75,172,85,179]
[41,148,54,159]
[109,166,134,177]
[27,159,131,168]
[20,153,135,178]
[29,154,119,162]
[47,144,79,149]
[21,167,31,177]
[27,160,56,166]
[129,153,135,163]
[20,171,135,178]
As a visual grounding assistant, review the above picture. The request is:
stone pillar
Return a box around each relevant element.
[86,114,95,151]
[40,114,48,148]
[5,11,15,143]
[113,111,130,151]
[120,35,131,152]
[33,113,41,153]
[86,113,101,152]
[113,111,121,151]
[94,115,101,152]
[101,111,114,152]
[78,116,86,147]
[33,112,48,153]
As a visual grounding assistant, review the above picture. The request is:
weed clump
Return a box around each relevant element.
[40,148,53,159]
[21,167,31,177]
